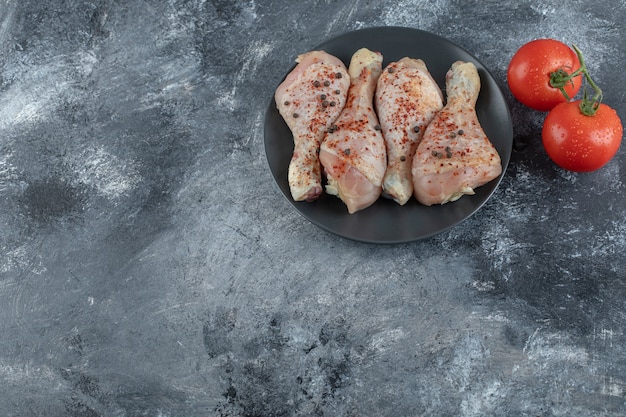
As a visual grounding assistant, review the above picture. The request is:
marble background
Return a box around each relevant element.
[0,0,625,416]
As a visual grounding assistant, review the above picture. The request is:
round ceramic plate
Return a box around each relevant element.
[264,27,513,244]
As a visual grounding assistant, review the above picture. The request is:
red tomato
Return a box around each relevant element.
[508,39,582,111]
[542,101,623,172]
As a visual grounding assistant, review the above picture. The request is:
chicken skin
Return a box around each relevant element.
[275,51,350,202]
[319,48,386,214]
[375,58,444,205]
[412,61,502,206]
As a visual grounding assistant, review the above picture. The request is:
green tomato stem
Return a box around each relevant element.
[549,44,603,116]
[571,44,603,116]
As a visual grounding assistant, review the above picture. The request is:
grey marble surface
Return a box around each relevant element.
[1,1,625,416]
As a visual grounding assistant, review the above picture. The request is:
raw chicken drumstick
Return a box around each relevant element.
[375,58,444,205]
[275,51,350,202]
[412,61,502,206]
[319,48,387,214]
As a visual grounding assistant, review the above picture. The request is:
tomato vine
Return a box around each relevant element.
[550,45,603,116]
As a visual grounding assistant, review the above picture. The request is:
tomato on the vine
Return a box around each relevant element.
[542,101,622,172]
[507,39,582,111]
[509,39,623,172]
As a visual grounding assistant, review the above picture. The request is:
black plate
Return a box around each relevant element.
[264,27,513,244]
